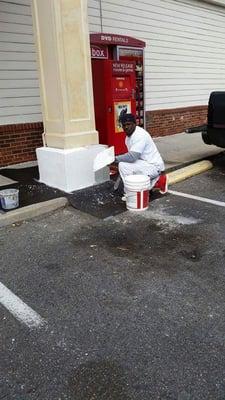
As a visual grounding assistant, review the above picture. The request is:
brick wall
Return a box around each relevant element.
[0,122,43,167]
[146,105,208,137]
[0,105,208,167]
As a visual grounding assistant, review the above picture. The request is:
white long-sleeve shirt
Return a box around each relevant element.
[125,126,164,170]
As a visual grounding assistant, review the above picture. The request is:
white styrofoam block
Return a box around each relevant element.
[36,145,109,192]
[93,146,115,171]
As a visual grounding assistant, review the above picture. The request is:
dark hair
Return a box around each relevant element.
[120,113,136,124]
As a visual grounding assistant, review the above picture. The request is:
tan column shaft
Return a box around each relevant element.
[31,0,98,149]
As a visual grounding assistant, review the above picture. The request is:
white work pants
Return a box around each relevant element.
[118,160,162,190]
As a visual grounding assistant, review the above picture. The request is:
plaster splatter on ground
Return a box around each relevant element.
[140,208,201,228]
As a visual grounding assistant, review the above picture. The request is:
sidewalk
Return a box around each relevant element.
[154,131,223,171]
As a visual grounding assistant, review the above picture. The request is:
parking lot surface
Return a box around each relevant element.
[1,162,225,399]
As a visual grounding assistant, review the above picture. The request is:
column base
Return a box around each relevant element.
[36,145,110,192]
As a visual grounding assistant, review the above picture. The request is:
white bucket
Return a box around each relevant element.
[124,175,150,211]
[0,188,19,210]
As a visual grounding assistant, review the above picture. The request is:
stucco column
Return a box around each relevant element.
[31,0,98,149]
[31,0,109,192]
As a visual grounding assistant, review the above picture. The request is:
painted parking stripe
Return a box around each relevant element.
[0,282,45,329]
[168,190,225,208]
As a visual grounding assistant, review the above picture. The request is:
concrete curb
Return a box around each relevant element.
[167,160,213,185]
[0,197,68,228]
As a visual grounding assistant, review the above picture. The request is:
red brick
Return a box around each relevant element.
[0,122,43,167]
[146,105,207,137]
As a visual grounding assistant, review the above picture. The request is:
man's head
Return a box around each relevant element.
[120,113,136,137]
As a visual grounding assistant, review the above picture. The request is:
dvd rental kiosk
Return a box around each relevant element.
[90,33,146,155]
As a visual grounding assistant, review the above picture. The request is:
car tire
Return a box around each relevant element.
[202,131,212,145]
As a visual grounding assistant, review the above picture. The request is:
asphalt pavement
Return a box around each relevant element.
[1,157,225,399]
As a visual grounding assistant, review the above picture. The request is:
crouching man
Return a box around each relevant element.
[114,113,168,197]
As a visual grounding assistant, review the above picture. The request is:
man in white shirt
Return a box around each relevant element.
[115,113,168,195]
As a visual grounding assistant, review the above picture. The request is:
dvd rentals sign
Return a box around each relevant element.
[91,44,108,59]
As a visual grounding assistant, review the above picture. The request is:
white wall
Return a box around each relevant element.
[90,0,225,110]
[0,0,41,125]
[0,0,102,126]
[88,0,102,31]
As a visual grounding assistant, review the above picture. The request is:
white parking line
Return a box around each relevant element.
[0,282,45,329]
[168,190,225,208]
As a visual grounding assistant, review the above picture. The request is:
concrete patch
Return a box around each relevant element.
[154,132,222,169]
[0,175,17,187]
[0,161,37,170]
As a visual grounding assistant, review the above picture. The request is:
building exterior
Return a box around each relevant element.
[1,0,225,167]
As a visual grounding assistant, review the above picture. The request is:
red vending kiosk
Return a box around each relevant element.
[90,33,146,155]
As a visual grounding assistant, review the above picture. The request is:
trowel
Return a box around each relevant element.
[93,146,115,172]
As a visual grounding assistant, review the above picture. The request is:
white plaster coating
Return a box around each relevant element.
[36,145,110,192]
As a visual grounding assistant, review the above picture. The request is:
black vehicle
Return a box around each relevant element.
[186,91,225,148]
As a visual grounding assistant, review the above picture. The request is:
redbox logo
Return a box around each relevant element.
[91,45,108,59]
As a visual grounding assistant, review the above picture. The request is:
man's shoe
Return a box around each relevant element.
[153,174,168,194]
